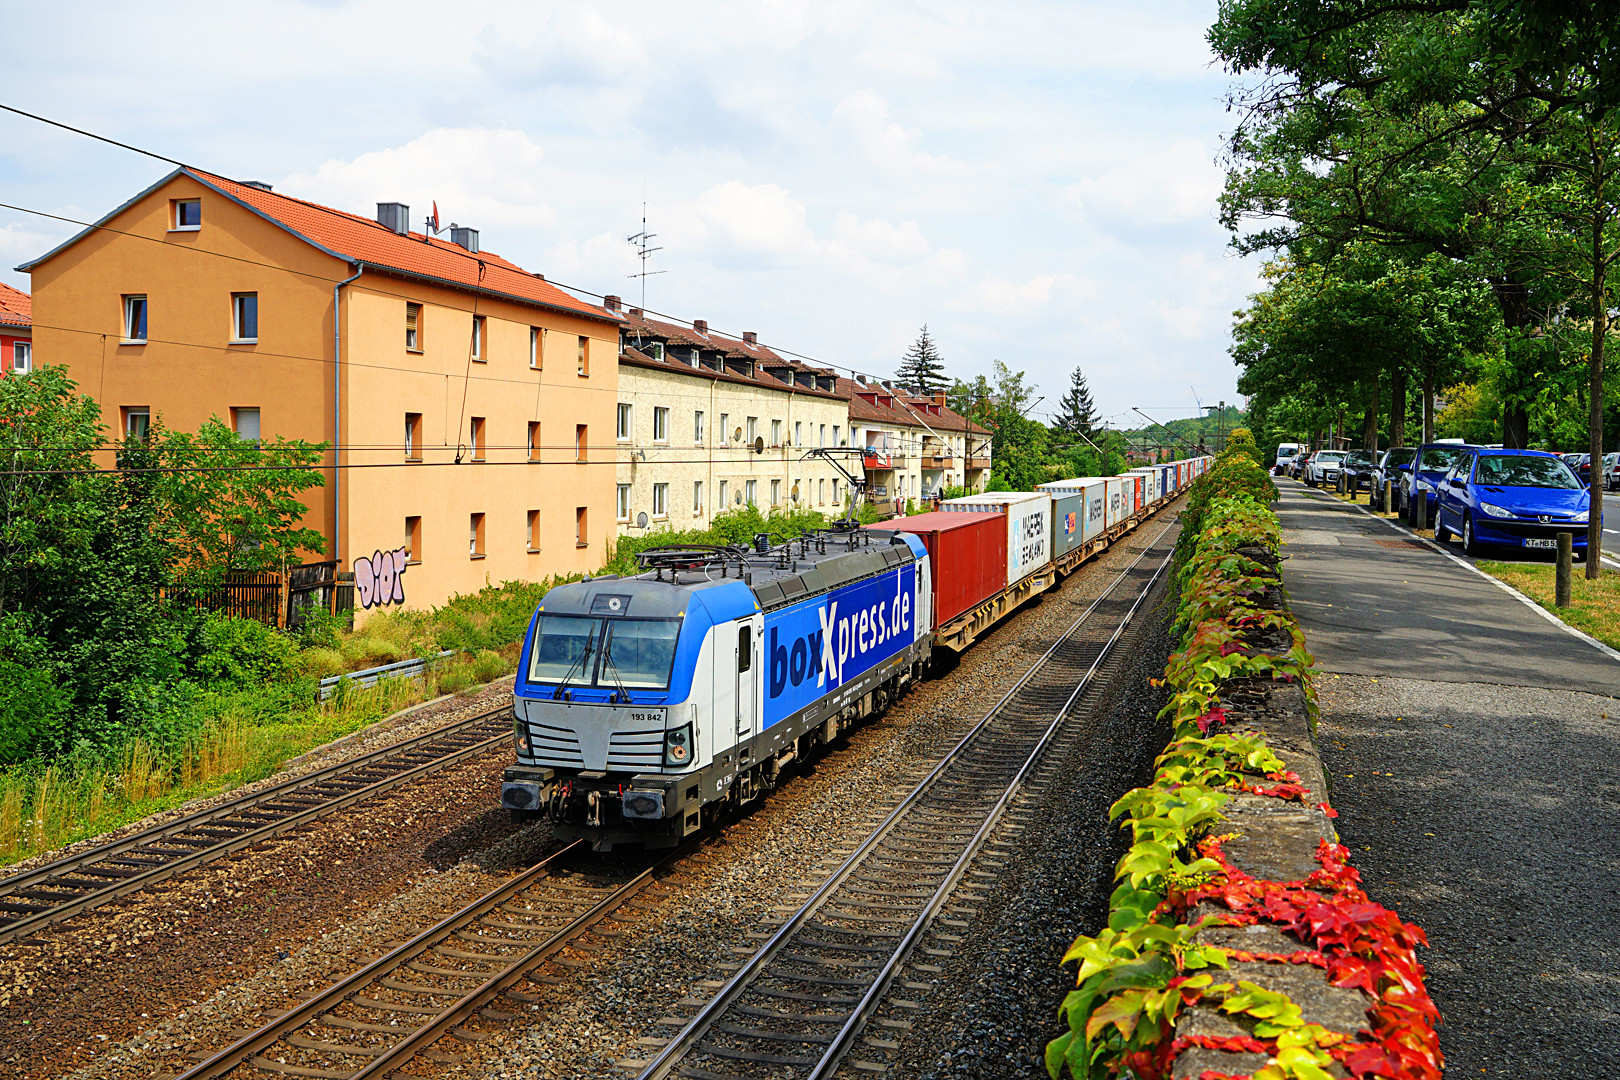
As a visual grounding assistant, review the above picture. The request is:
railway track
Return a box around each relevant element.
[0,706,513,946]
[631,521,1177,1080]
[170,839,684,1080]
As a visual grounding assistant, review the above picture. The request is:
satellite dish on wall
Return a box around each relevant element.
[791,483,800,500]
[734,490,743,504]
[733,427,743,442]
[753,436,765,455]
[636,511,648,528]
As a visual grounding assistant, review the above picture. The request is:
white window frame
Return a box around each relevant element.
[529,327,541,369]
[794,421,802,446]
[125,407,151,443]
[694,410,705,444]
[232,292,258,343]
[172,199,201,231]
[405,303,421,351]
[771,419,782,447]
[693,480,703,514]
[123,295,148,344]
[770,479,780,506]
[833,424,842,447]
[746,416,758,444]
[719,413,730,443]
[616,484,631,522]
[718,479,729,508]
[10,341,30,374]
[745,479,757,505]
[232,407,261,443]
[471,315,485,361]
[617,403,632,441]
[652,482,668,518]
[652,406,669,442]
[819,424,825,448]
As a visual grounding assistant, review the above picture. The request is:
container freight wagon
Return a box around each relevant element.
[873,512,1006,648]
[1038,478,1110,575]
[1104,477,1128,529]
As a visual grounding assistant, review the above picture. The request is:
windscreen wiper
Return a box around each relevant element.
[552,626,596,701]
[599,626,634,705]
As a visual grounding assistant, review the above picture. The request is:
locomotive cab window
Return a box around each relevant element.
[527,615,680,692]
[737,625,752,672]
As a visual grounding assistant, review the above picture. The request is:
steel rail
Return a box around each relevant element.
[634,521,1177,1080]
[0,706,512,944]
[176,838,692,1080]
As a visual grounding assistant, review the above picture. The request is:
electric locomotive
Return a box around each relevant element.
[501,526,932,850]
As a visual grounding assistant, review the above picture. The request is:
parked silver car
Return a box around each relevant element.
[1305,450,1347,488]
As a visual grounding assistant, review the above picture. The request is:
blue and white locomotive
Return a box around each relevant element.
[501,528,932,850]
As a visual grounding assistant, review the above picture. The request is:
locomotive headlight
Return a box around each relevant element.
[664,723,693,766]
[514,717,531,754]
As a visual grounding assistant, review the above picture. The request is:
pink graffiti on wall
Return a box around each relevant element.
[355,547,408,609]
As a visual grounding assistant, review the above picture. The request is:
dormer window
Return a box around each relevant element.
[172,199,201,231]
[646,342,665,361]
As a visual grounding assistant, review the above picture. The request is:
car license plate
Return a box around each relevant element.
[1524,538,1559,549]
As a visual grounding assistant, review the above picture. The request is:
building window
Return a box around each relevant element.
[652,407,669,442]
[693,480,703,514]
[653,482,668,517]
[530,327,542,369]
[123,295,148,343]
[469,416,486,460]
[231,293,258,342]
[771,419,782,447]
[576,506,588,547]
[405,303,422,351]
[577,335,589,376]
[794,421,802,446]
[770,479,780,506]
[694,410,705,443]
[819,478,826,505]
[646,341,665,362]
[576,424,588,461]
[719,413,730,444]
[172,199,201,231]
[819,423,826,447]
[528,421,542,462]
[746,416,757,444]
[232,407,260,443]
[745,479,757,505]
[718,479,729,507]
[405,412,423,460]
[469,513,486,558]
[617,484,631,521]
[123,407,151,444]
[471,315,486,362]
[833,424,842,447]
[617,403,632,441]
[793,477,801,503]
[527,510,541,552]
[11,342,30,374]
[405,516,422,564]
[833,479,840,505]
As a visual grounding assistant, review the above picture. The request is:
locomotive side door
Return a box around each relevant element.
[735,618,760,741]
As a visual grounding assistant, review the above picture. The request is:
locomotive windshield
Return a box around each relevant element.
[527,615,681,691]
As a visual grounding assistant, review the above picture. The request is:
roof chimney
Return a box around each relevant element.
[243,180,273,192]
[629,307,643,317]
[604,295,621,311]
[692,319,708,336]
[450,226,479,253]
[934,391,948,408]
[742,331,757,345]
[376,202,410,235]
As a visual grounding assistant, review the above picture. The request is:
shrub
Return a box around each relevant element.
[0,660,67,765]
[193,614,296,690]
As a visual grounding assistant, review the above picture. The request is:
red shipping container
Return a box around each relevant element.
[867,511,1006,628]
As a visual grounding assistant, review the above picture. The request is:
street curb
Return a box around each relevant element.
[1303,486,1620,667]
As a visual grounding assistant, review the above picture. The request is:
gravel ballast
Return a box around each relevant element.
[1317,674,1620,1079]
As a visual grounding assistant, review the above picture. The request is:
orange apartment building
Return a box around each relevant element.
[19,168,620,615]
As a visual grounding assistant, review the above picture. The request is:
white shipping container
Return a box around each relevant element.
[1125,468,1159,506]
[1104,478,1127,528]
[941,491,1053,587]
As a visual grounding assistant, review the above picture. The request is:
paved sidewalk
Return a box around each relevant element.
[1277,480,1620,1077]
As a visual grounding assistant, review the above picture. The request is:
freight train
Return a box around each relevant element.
[500,457,1210,849]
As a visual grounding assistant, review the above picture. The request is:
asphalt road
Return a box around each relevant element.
[1277,480,1620,1078]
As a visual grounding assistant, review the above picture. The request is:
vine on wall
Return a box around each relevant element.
[1046,447,1441,1080]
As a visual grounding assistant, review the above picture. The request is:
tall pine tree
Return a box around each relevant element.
[1052,366,1098,437]
[895,325,947,396]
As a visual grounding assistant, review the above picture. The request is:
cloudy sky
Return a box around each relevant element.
[0,0,1256,429]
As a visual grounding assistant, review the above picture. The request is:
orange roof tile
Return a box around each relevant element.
[186,171,614,322]
[0,282,29,329]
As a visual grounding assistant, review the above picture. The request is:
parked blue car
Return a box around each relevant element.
[1401,442,1483,524]
[1434,448,1597,556]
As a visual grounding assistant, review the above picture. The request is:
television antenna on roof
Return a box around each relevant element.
[627,202,666,309]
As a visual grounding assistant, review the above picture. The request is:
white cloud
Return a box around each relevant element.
[281,129,557,234]
[831,91,960,177]
[475,7,647,89]
[1073,140,1224,229]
